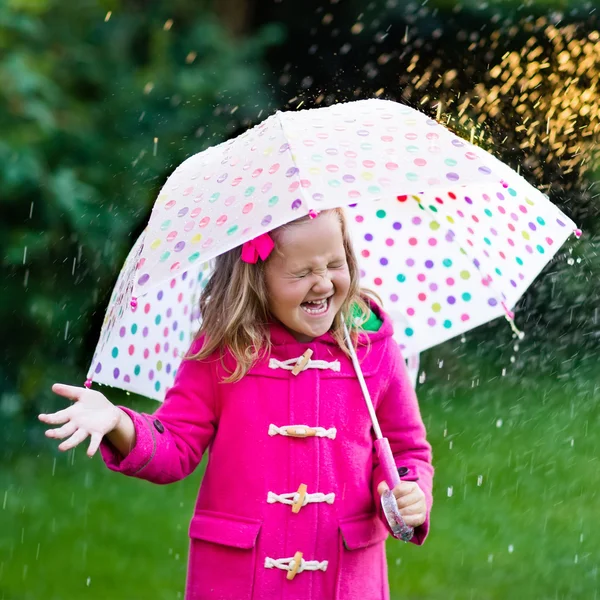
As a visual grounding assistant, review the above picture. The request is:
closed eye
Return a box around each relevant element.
[292,262,345,278]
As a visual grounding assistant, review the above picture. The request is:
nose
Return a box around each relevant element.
[312,271,334,295]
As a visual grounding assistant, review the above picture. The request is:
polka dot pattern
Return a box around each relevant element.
[346,178,577,354]
[133,99,575,297]
[88,234,210,401]
[92,99,577,396]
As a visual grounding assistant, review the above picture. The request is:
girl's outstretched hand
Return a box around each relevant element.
[377,480,427,528]
[38,384,123,457]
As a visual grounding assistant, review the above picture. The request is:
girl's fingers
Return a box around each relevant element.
[87,433,103,458]
[400,513,426,528]
[392,481,420,498]
[398,501,426,516]
[376,481,390,496]
[38,409,71,425]
[58,428,89,452]
[396,491,422,509]
[51,383,84,402]
[45,421,77,440]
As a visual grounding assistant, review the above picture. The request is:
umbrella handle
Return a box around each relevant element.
[375,438,401,488]
[375,437,415,542]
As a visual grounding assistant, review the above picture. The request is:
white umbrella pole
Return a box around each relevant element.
[343,321,414,541]
[342,322,384,440]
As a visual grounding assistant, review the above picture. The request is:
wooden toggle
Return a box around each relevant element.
[291,349,313,375]
[292,483,308,514]
[285,425,318,438]
[287,551,303,581]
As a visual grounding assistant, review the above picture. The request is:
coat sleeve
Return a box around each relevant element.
[99,339,218,484]
[371,338,434,545]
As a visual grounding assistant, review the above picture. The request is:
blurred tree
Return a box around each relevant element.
[0,0,281,443]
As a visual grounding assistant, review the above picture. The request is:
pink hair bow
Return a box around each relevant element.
[240,232,275,263]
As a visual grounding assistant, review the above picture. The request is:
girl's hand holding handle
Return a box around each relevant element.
[38,384,135,458]
[377,479,427,528]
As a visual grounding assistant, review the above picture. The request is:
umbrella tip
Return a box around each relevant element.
[574,228,582,239]
[84,378,92,389]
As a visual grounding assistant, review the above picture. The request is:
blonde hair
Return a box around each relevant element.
[189,208,382,382]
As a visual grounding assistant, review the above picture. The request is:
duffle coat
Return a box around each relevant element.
[101,303,433,600]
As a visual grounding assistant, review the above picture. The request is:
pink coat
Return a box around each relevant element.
[101,303,433,599]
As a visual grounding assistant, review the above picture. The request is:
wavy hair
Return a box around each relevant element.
[189,208,381,382]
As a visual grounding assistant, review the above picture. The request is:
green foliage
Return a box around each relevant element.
[0,0,279,434]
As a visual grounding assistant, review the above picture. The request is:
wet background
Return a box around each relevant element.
[1,0,599,598]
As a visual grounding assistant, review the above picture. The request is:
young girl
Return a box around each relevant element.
[39,208,433,600]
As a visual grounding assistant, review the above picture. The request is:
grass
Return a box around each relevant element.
[1,367,599,600]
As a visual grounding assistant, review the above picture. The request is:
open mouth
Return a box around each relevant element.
[300,296,330,316]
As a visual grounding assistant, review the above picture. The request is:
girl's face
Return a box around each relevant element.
[264,212,351,342]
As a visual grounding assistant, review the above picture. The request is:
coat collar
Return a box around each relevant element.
[267,298,394,347]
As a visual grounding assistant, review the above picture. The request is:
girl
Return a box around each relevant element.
[39,208,433,600]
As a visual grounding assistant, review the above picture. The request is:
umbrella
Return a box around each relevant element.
[86,98,579,541]
[88,98,579,396]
